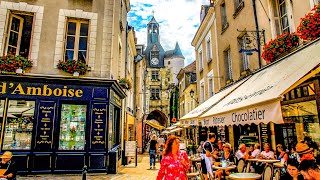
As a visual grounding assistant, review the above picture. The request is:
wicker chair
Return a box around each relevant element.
[262,164,274,180]
[236,158,246,173]
[187,162,202,180]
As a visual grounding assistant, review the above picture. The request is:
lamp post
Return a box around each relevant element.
[189,89,199,105]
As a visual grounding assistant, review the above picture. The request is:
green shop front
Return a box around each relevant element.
[0,75,125,173]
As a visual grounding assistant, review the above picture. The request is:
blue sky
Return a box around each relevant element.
[128,0,209,66]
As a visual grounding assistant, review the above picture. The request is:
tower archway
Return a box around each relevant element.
[146,110,167,126]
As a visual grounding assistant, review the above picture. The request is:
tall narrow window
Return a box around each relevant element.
[5,12,34,58]
[151,88,160,99]
[199,51,203,71]
[151,71,159,80]
[224,49,232,80]
[200,84,205,103]
[65,19,89,62]
[208,78,214,97]
[221,3,228,29]
[206,39,212,62]
[272,0,290,35]
[239,35,250,71]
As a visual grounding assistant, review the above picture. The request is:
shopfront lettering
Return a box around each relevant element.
[212,116,225,124]
[232,108,265,122]
[0,82,83,98]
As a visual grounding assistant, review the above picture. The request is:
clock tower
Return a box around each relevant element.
[144,16,165,68]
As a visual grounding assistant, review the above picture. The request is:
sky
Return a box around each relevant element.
[128,0,209,67]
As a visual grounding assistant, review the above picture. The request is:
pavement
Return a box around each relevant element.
[17,154,159,180]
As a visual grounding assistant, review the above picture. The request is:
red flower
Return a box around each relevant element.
[297,4,320,40]
[57,59,89,75]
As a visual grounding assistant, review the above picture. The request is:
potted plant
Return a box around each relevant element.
[0,55,33,74]
[57,59,89,76]
[297,4,320,41]
[261,32,299,63]
[118,78,132,89]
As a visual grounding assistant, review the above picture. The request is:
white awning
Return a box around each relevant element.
[169,128,183,133]
[200,39,320,127]
[180,77,249,125]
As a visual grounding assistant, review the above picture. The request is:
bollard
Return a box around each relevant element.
[82,165,87,180]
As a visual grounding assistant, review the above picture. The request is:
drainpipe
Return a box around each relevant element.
[252,0,262,69]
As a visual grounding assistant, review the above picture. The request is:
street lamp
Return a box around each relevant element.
[189,89,199,104]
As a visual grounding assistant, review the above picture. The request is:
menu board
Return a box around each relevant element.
[125,141,136,157]
[90,103,107,150]
[260,124,270,146]
[59,104,86,150]
[35,101,56,150]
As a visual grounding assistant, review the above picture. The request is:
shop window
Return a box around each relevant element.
[5,12,34,58]
[64,19,89,62]
[59,104,86,150]
[2,100,35,150]
[290,90,295,99]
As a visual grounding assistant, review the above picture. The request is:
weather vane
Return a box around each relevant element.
[152,10,155,16]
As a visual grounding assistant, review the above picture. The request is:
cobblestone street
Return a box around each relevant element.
[17,154,159,180]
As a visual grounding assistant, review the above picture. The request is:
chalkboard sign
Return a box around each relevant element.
[34,101,56,150]
[90,103,107,150]
[260,124,270,146]
[125,141,136,157]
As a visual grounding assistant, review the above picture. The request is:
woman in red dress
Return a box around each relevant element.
[157,135,191,180]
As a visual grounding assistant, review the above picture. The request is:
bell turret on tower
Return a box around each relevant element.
[147,16,160,45]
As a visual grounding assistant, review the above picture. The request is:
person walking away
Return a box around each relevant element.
[280,158,304,180]
[277,144,289,164]
[156,135,190,180]
[201,133,219,180]
[149,135,158,169]
[299,160,320,180]
[0,151,16,180]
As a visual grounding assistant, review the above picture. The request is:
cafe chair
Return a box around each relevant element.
[236,158,246,173]
[262,164,274,180]
[187,162,202,180]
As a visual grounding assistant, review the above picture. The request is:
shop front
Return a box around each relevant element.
[199,39,320,150]
[0,75,125,173]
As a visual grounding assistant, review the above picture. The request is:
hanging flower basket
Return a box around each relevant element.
[297,4,320,41]
[261,32,299,63]
[57,60,88,75]
[118,78,132,89]
[0,55,33,74]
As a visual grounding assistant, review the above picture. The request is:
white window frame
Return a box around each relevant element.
[5,13,25,56]
[151,70,159,80]
[221,3,228,28]
[242,35,250,71]
[206,38,212,62]
[199,51,203,71]
[224,49,232,80]
[278,0,290,33]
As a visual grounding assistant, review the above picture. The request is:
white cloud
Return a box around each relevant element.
[128,0,209,66]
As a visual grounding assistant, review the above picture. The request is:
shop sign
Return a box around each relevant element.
[125,141,136,157]
[0,81,108,101]
[203,101,283,127]
[34,101,56,150]
[90,103,107,150]
[110,90,122,107]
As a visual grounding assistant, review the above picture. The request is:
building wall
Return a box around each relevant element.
[165,56,185,85]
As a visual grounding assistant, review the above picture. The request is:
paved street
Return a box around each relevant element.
[17,154,159,180]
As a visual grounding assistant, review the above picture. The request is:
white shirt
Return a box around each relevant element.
[235,150,247,160]
[251,149,261,159]
[157,138,165,146]
[260,151,275,159]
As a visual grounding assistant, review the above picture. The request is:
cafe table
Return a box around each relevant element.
[190,157,202,172]
[245,159,259,173]
[229,173,261,180]
[212,165,236,180]
[257,159,280,166]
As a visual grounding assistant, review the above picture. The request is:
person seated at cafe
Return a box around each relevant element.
[217,141,224,156]
[197,141,204,154]
[260,143,275,159]
[296,142,315,163]
[214,143,235,180]
[277,144,289,164]
[0,151,16,180]
[248,143,261,159]
[280,158,304,180]
[299,160,320,180]
[235,143,249,160]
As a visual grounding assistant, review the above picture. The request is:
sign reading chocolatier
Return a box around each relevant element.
[34,101,56,150]
[90,103,107,150]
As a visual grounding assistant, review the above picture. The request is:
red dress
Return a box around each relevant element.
[156,150,191,180]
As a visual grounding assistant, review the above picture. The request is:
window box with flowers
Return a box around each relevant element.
[0,55,33,74]
[118,78,132,90]
[57,60,89,76]
[261,32,299,63]
[297,5,320,42]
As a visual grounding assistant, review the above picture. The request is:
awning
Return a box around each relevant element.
[144,120,165,130]
[180,77,249,125]
[169,128,183,133]
[200,39,320,127]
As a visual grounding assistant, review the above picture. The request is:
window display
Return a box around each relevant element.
[59,104,86,150]
[3,100,34,150]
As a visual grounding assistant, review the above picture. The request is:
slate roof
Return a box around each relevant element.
[164,42,184,58]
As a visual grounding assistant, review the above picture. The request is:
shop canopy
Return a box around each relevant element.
[180,77,249,126]
[144,120,165,130]
[200,39,320,127]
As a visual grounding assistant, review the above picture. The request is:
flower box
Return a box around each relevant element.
[57,60,89,76]
[261,32,299,63]
[297,4,320,41]
[118,78,132,90]
[0,55,33,74]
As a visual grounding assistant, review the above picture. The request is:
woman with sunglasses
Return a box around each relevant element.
[157,135,191,180]
[214,143,234,180]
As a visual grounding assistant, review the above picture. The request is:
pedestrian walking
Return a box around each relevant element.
[201,133,219,180]
[149,135,158,169]
[156,135,190,180]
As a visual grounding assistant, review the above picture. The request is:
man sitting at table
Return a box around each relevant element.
[0,151,16,180]
[235,143,249,160]
[201,133,219,180]
[259,143,275,160]
[215,143,235,180]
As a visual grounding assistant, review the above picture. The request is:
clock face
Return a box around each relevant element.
[151,57,159,65]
